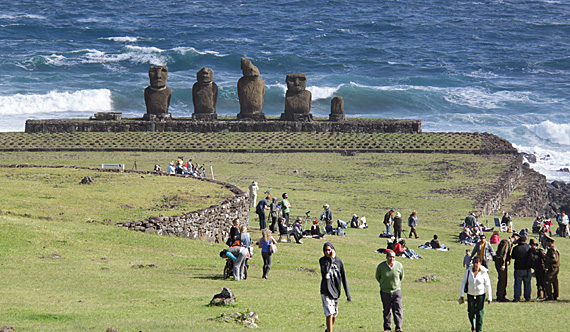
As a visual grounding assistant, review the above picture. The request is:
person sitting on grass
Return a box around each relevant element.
[430,235,442,249]
[350,214,359,228]
[393,239,422,259]
[311,219,325,238]
[325,220,345,236]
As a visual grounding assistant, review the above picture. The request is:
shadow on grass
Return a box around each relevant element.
[194,274,226,280]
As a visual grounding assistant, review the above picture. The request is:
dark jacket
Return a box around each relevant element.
[319,242,351,300]
[511,243,531,270]
[393,216,403,230]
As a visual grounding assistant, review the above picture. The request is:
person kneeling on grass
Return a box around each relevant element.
[320,242,351,332]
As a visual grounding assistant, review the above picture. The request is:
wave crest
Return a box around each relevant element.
[0,90,112,115]
[525,121,570,146]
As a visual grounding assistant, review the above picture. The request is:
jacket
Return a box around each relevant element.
[470,240,496,263]
[460,265,492,298]
[319,242,351,300]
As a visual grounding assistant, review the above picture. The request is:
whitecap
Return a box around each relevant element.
[514,143,570,182]
[0,89,112,115]
[308,84,343,100]
[524,121,570,146]
[102,36,139,42]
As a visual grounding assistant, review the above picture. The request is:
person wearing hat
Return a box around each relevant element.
[511,234,532,302]
[528,238,546,300]
[320,242,351,332]
[494,233,520,302]
[544,235,560,301]
[393,212,403,240]
[322,204,333,224]
[292,216,303,244]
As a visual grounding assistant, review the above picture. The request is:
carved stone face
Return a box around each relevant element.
[149,65,168,88]
[197,67,213,83]
[286,74,307,92]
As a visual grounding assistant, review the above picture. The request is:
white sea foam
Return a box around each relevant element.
[514,143,570,182]
[80,46,167,65]
[172,47,227,57]
[525,121,570,146]
[267,83,342,100]
[0,90,112,115]
[102,36,138,42]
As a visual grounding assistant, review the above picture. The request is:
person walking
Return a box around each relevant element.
[393,212,403,240]
[460,256,492,332]
[544,235,560,301]
[319,242,351,332]
[258,229,277,279]
[408,211,418,239]
[376,249,405,332]
[494,233,519,302]
[511,234,532,302]
[470,234,496,268]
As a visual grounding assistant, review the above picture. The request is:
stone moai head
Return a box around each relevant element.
[197,67,214,83]
[149,65,168,89]
[286,74,307,92]
[331,96,344,114]
[241,57,260,77]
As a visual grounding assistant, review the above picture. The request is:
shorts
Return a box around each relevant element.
[321,294,339,317]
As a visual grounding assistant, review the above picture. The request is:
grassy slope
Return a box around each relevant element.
[0,151,567,332]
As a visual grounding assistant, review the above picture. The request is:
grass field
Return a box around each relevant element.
[0,150,567,332]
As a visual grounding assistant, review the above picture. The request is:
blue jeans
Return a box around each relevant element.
[385,224,391,234]
[514,269,532,301]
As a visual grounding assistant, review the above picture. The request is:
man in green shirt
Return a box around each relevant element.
[281,193,291,226]
[375,250,404,332]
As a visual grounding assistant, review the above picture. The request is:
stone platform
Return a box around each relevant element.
[25,117,421,134]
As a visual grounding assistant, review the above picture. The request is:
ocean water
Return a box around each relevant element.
[1,0,570,182]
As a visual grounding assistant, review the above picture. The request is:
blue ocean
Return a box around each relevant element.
[1,0,569,181]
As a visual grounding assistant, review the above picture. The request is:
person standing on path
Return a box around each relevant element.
[375,249,404,332]
[544,235,561,301]
[494,233,519,302]
[511,234,532,302]
[460,256,492,332]
[319,242,351,332]
[408,211,418,239]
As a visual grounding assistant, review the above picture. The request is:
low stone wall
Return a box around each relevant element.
[25,118,421,134]
[509,165,549,217]
[116,179,249,243]
[473,154,524,217]
[0,164,248,243]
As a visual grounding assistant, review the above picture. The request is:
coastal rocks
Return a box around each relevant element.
[329,96,345,121]
[237,58,266,121]
[143,65,172,121]
[210,287,236,306]
[192,67,218,121]
[546,180,570,217]
[280,74,313,121]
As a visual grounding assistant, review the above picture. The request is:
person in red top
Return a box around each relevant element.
[393,239,406,255]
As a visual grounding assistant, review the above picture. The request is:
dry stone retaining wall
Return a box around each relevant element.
[0,164,248,243]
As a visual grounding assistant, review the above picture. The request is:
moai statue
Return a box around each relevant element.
[329,96,345,121]
[237,58,266,121]
[192,67,218,120]
[280,74,312,121]
[143,65,172,121]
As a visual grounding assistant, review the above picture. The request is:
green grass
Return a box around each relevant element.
[0,151,568,331]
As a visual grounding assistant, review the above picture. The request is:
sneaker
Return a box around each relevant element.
[297,240,303,244]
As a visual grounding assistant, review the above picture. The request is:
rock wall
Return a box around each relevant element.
[508,165,549,218]
[473,154,524,217]
[25,118,421,134]
[116,179,249,243]
[0,164,248,243]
